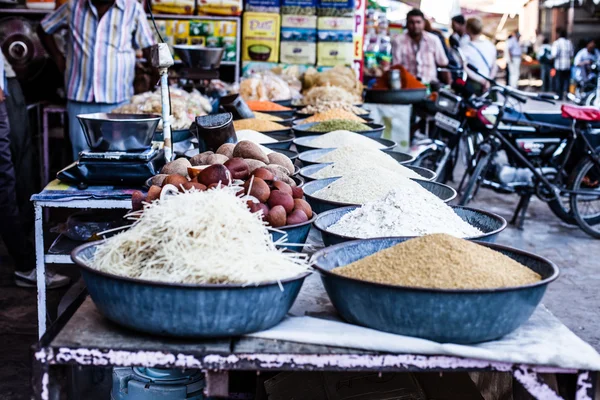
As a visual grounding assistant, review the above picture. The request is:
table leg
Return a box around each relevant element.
[513,367,564,400]
[42,109,49,187]
[35,203,46,339]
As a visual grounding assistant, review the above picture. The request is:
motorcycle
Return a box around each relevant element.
[568,59,600,107]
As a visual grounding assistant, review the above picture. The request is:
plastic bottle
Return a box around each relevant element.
[364,28,379,74]
[378,35,392,72]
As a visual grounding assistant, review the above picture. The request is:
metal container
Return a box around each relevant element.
[173,45,224,70]
[293,135,396,154]
[71,242,309,337]
[314,205,507,247]
[270,212,317,252]
[302,177,456,214]
[364,88,428,105]
[220,93,255,120]
[77,113,161,152]
[194,113,236,152]
[293,122,384,139]
[299,163,435,183]
[259,130,295,150]
[312,238,559,344]
[298,148,414,167]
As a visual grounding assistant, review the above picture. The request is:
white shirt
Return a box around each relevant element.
[506,36,522,58]
[463,37,498,80]
[0,50,4,91]
[574,48,599,66]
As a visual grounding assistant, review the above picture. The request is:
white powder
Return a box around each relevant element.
[329,187,483,238]
[312,166,423,204]
[308,130,385,150]
[236,129,278,144]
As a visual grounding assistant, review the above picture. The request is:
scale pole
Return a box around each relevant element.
[159,70,173,162]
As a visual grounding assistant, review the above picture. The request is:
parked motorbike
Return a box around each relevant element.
[568,59,600,107]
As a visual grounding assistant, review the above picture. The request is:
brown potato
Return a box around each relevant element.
[245,159,267,173]
[263,164,291,180]
[233,141,269,164]
[131,191,145,211]
[247,201,270,220]
[291,186,304,199]
[146,185,162,202]
[268,190,294,214]
[151,174,168,187]
[286,209,308,225]
[252,167,275,181]
[206,154,230,165]
[198,164,230,186]
[293,198,312,219]
[267,153,294,175]
[182,182,207,192]
[266,205,287,228]
[272,180,293,196]
[224,158,250,180]
[161,158,192,177]
[243,177,270,203]
[163,174,189,190]
[190,151,214,166]
[216,143,235,159]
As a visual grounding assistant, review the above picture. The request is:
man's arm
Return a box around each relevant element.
[37,3,69,74]
[433,36,450,84]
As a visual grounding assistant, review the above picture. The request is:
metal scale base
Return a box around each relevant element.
[112,367,205,400]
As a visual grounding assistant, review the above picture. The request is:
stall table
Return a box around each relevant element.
[32,180,135,338]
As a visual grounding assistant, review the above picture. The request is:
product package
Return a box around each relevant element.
[186,19,239,61]
[245,0,280,13]
[242,12,281,63]
[151,0,194,15]
[317,17,353,66]
[280,15,316,65]
[281,0,316,15]
[197,0,243,15]
[317,0,354,16]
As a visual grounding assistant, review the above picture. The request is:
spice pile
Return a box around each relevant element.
[312,167,422,204]
[253,112,283,121]
[307,131,384,150]
[315,147,410,174]
[236,129,277,144]
[233,119,287,132]
[300,102,368,116]
[299,109,366,125]
[332,234,541,289]
[307,120,371,133]
[246,100,291,112]
[329,188,482,238]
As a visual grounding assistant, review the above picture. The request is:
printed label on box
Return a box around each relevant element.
[280,42,316,64]
[242,12,281,62]
[317,17,354,30]
[317,42,352,66]
[318,0,354,9]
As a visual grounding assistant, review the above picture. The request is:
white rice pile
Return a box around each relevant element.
[236,129,277,144]
[307,130,385,150]
[311,166,423,204]
[329,187,483,238]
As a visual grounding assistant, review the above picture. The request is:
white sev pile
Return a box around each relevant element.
[89,188,308,285]
[236,129,277,144]
[307,130,385,150]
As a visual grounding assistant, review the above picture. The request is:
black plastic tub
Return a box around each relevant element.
[312,238,558,344]
[364,88,428,105]
[71,242,309,338]
[299,163,436,183]
[314,205,507,246]
[293,135,396,153]
[293,122,384,139]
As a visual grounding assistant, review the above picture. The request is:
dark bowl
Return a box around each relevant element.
[364,88,429,105]
[273,99,293,107]
[302,177,456,214]
[293,135,396,154]
[78,113,161,152]
[298,148,414,167]
[71,242,309,337]
[299,163,435,183]
[270,212,317,252]
[293,122,384,139]
[261,133,295,150]
[273,148,298,163]
[248,44,272,61]
[312,238,559,343]
[314,205,507,247]
[273,116,296,127]
[261,109,296,119]
[173,45,224,69]
[154,128,193,143]
[294,109,371,119]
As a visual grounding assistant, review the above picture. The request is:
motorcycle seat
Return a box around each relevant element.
[561,104,600,122]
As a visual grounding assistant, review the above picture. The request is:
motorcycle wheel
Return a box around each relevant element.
[547,197,577,225]
[458,152,492,206]
[570,158,600,238]
[413,150,452,184]
[585,93,599,108]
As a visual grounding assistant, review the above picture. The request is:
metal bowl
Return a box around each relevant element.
[293,135,396,154]
[314,205,507,247]
[303,177,456,214]
[270,212,317,252]
[299,163,436,183]
[312,238,559,344]
[173,45,224,69]
[71,242,309,337]
[364,88,429,105]
[260,130,295,150]
[293,122,384,139]
[298,148,414,167]
[77,113,161,152]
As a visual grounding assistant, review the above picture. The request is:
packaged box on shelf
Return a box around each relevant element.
[174,20,190,45]
[317,0,354,16]
[151,0,194,15]
[222,37,237,61]
[316,16,352,66]
[197,0,242,16]
[189,20,215,36]
[281,0,316,15]
[317,42,352,66]
[217,20,238,37]
[245,0,280,13]
[280,15,316,65]
[242,12,281,63]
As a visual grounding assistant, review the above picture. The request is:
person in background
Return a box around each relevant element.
[450,15,469,49]
[536,37,553,93]
[462,17,497,95]
[574,38,599,82]
[551,29,574,100]
[506,31,522,88]
[392,8,449,85]
[0,50,69,288]
[37,0,156,161]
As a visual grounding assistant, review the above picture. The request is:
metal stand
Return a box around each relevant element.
[510,193,532,230]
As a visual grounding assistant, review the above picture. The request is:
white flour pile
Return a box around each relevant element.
[311,166,423,204]
[236,129,277,144]
[329,187,483,238]
[307,130,385,150]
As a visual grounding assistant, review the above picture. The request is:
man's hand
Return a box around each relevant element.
[0,88,5,103]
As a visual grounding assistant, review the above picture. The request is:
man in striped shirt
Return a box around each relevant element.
[551,29,574,100]
[38,0,156,159]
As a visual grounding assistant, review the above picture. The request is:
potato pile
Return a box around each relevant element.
[132,141,313,228]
